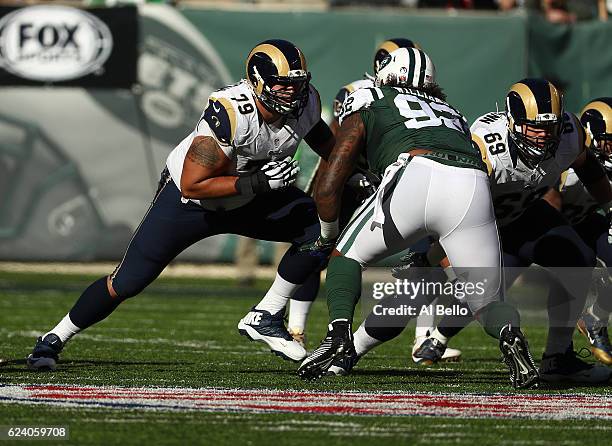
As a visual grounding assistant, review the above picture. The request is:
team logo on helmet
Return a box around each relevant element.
[373,38,419,74]
[245,39,310,116]
[375,47,435,89]
[581,97,612,174]
[505,78,564,169]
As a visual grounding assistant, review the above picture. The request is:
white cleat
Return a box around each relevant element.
[238,307,307,362]
[288,328,306,349]
[412,335,462,364]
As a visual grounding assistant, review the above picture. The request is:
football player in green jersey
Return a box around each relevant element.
[298,47,539,389]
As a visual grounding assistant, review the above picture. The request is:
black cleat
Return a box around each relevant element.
[499,325,539,389]
[27,334,63,371]
[539,344,612,384]
[298,319,355,380]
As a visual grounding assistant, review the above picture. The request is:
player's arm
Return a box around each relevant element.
[570,118,612,206]
[305,118,335,161]
[314,113,365,235]
[180,136,238,199]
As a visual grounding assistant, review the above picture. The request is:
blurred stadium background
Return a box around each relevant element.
[1,2,611,443]
[0,0,610,266]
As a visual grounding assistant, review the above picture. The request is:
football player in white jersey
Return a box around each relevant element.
[543,97,612,366]
[26,39,335,371]
[351,79,612,383]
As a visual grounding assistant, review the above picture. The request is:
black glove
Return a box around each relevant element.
[236,156,300,195]
[299,236,337,269]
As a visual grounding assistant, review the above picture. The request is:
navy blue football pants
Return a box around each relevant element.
[110,173,321,298]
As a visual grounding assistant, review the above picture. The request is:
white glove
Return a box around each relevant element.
[260,156,300,191]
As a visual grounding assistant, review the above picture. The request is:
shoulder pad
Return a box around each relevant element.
[563,112,591,150]
[333,87,351,118]
[332,79,373,119]
[471,133,494,176]
[470,112,507,135]
[200,83,258,147]
[338,87,379,125]
[200,97,237,146]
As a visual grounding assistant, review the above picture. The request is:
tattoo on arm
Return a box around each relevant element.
[186,136,221,169]
[315,113,365,221]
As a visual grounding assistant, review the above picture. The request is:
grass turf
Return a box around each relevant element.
[0,270,611,445]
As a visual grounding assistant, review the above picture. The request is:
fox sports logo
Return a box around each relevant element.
[0,5,113,82]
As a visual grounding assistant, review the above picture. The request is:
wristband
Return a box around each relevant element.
[319,217,339,240]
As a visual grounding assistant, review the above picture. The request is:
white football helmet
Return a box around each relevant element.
[375,47,436,89]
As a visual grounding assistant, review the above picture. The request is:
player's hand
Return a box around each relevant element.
[260,156,300,190]
[346,172,377,203]
[299,235,337,265]
[391,251,431,279]
[236,156,300,194]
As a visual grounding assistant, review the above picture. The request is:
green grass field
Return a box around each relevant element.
[0,270,611,445]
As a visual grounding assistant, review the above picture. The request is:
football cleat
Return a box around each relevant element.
[298,319,355,380]
[327,351,361,376]
[499,325,539,389]
[539,344,611,384]
[288,327,306,349]
[412,335,462,364]
[27,333,63,371]
[238,307,306,362]
[577,312,612,366]
[412,337,447,366]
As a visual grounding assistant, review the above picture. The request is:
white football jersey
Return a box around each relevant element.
[559,169,602,224]
[166,80,321,210]
[471,111,586,227]
[332,77,374,119]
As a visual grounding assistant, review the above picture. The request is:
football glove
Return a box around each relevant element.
[346,171,378,203]
[299,235,337,267]
[236,156,299,195]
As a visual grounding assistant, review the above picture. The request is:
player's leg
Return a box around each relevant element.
[428,163,538,388]
[299,157,436,379]
[230,187,324,361]
[27,173,218,370]
[509,202,609,382]
[574,214,612,365]
[286,182,367,346]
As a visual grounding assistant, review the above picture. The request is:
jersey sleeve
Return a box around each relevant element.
[195,91,255,159]
[338,87,377,125]
[301,84,323,134]
[471,132,494,177]
[568,112,591,153]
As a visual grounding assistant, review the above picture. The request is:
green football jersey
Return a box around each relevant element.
[339,86,485,175]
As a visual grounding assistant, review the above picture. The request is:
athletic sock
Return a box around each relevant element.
[69,277,123,329]
[415,297,436,338]
[288,300,313,333]
[354,323,383,356]
[255,273,297,314]
[45,314,80,344]
[326,256,362,323]
[430,328,448,345]
[474,301,521,340]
